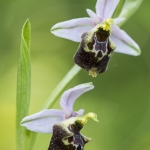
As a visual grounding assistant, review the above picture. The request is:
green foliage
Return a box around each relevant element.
[113,0,143,21]
[16,19,31,150]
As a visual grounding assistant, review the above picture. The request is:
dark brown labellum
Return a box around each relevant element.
[74,27,116,77]
[48,121,91,150]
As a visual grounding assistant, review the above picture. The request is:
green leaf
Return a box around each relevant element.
[113,0,143,24]
[16,19,31,150]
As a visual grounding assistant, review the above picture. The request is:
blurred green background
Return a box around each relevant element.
[0,0,150,150]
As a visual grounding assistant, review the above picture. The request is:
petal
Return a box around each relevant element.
[111,25,141,56]
[21,109,65,133]
[60,102,73,119]
[96,0,105,18]
[103,0,120,19]
[96,0,119,19]
[74,109,85,116]
[86,9,101,25]
[60,104,84,118]
[51,18,94,42]
[114,17,125,25]
[71,109,85,117]
[60,83,94,116]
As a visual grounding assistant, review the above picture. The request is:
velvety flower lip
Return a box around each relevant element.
[20,82,94,133]
[73,19,116,77]
[48,112,99,150]
[51,0,141,56]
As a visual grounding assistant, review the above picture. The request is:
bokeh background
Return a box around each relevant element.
[0,0,150,150]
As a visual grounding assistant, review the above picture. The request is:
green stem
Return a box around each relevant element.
[43,64,81,109]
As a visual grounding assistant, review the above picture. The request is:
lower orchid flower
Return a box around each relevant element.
[51,0,141,77]
[20,83,98,149]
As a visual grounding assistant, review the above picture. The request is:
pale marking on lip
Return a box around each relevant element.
[84,34,109,59]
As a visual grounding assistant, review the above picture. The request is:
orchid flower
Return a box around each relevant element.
[51,0,141,77]
[20,82,94,133]
[51,0,140,56]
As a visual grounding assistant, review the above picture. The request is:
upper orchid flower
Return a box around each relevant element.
[21,82,94,133]
[51,0,141,77]
[51,0,140,56]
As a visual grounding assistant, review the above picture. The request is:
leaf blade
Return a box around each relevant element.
[16,19,31,150]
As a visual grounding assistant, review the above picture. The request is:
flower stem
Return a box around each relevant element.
[43,64,81,109]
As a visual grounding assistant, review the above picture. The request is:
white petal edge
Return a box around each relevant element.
[96,0,105,18]
[111,35,140,56]
[86,9,101,25]
[114,17,125,25]
[60,83,94,114]
[51,18,94,42]
[112,25,141,56]
[21,109,65,133]
[103,0,120,19]
[70,109,85,117]
[60,102,73,119]
[75,109,84,116]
